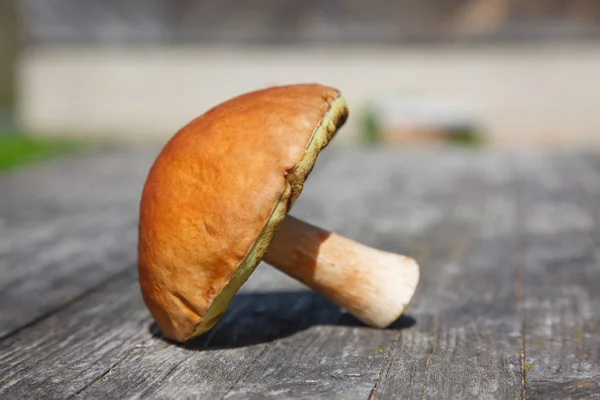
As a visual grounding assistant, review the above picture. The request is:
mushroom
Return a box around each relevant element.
[138,83,420,343]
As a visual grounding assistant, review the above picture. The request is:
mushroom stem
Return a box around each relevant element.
[263,216,420,328]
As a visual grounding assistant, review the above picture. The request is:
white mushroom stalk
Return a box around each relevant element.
[264,216,420,328]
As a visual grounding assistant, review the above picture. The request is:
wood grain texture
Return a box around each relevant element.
[0,148,157,338]
[1,148,599,399]
[515,152,600,399]
[374,153,523,399]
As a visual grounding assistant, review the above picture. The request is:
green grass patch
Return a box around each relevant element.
[0,133,81,172]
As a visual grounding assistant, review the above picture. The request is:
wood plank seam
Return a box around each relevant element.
[71,347,137,397]
[510,153,528,399]
[368,330,401,400]
[136,362,181,399]
[367,237,431,400]
[419,313,438,400]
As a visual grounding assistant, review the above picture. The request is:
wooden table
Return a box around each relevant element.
[1,147,599,399]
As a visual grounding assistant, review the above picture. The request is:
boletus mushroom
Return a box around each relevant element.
[138,83,420,343]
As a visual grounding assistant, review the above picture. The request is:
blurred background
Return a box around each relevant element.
[2,0,600,168]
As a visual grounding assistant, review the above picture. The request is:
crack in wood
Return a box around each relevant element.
[470,319,482,357]
[368,331,401,400]
[419,314,438,400]
[70,346,137,398]
[512,154,528,399]
[136,361,182,399]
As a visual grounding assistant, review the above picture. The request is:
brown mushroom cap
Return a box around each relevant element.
[138,84,348,342]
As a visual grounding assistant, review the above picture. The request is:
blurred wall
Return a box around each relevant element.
[17,44,600,148]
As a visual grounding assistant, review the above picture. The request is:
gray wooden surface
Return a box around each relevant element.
[1,147,599,399]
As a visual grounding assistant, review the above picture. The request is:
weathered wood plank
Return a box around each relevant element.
[516,153,600,397]
[3,149,598,399]
[375,153,523,399]
[0,148,157,338]
[526,377,600,399]
[0,266,310,399]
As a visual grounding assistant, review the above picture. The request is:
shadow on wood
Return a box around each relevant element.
[148,290,416,350]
